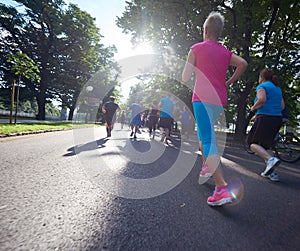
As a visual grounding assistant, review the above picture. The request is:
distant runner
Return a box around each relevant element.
[102,96,120,137]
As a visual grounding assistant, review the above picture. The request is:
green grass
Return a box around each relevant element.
[0,122,99,136]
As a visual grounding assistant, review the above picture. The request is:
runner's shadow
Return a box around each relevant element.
[63,138,109,156]
[129,138,151,152]
[267,178,300,190]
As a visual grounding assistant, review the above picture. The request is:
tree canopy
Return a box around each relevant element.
[0,0,118,120]
[117,0,300,138]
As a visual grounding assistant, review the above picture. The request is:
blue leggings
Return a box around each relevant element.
[193,102,223,158]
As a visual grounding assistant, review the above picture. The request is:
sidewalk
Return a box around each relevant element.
[0,119,72,138]
[0,118,63,124]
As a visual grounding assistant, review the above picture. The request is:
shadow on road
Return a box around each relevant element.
[64,137,109,156]
[223,146,300,191]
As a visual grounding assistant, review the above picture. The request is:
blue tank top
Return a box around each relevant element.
[160,97,174,118]
[255,81,282,116]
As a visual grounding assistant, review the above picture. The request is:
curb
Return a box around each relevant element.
[0,128,69,138]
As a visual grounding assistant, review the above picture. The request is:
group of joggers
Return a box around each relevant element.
[102,11,286,207]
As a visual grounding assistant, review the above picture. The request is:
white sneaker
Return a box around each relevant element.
[261,172,280,182]
[262,157,280,176]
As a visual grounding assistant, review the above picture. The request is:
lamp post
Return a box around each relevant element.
[14,77,21,124]
[9,80,15,124]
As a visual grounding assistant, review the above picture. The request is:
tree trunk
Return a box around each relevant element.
[35,47,50,120]
[234,94,248,141]
[36,73,47,120]
[68,106,74,121]
[36,91,46,120]
[234,79,255,141]
[233,0,253,142]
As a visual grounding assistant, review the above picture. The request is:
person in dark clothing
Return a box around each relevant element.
[120,110,126,129]
[147,100,159,139]
[129,101,143,139]
[102,96,120,137]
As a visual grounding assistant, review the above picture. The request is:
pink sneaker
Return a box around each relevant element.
[207,186,233,206]
[199,164,212,178]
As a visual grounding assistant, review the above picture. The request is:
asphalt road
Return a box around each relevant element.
[0,124,299,250]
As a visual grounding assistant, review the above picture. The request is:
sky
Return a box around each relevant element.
[1,0,145,99]
[65,0,141,98]
[66,0,134,60]
[2,0,137,59]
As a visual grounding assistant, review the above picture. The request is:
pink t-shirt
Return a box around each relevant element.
[191,40,232,106]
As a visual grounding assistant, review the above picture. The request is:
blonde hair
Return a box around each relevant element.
[203,11,224,38]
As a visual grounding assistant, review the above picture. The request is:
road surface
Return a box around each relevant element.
[0,124,299,250]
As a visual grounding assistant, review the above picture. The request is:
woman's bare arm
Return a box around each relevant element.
[226,53,248,87]
[182,50,195,82]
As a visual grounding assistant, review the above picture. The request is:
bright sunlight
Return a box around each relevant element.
[131,42,154,56]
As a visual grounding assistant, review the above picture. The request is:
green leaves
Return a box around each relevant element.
[7,52,41,83]
[116,0,300,137]
[0,0,118,120]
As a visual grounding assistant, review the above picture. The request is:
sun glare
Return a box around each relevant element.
[132,42,154,55]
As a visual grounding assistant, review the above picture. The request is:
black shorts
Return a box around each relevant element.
[159,117,173,130]
[148,116,158,128]
[105,114,116,126]
[247,115,282,149]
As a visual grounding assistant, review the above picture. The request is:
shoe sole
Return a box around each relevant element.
[198,175,212,185]
[199,173,212,178]
[263,159,281,176]
[207,198,232,206]
[261,173,280,182]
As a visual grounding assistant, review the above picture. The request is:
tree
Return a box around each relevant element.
[7,51,40,123]
[50,3,118,120]
[7,52,41,83]
[117,0,300,139]
[0,0,67,119]
[0,0,118,120]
